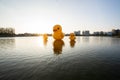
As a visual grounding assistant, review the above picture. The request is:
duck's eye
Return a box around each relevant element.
[57,28,59,30]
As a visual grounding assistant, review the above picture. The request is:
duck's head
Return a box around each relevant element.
[70,33,75,36]
[53,24,62,33]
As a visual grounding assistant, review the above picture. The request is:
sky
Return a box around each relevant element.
[0,0,120,34]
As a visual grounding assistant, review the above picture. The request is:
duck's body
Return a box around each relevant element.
[53,32,64,40]
[52,24,64,40]
[69,33,76,41]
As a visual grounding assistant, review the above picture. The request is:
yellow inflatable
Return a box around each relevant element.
[43,34,48,40]
[69,33,76,40]
[52,24,64,40]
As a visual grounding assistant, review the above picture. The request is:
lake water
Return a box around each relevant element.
[0,36,120,80]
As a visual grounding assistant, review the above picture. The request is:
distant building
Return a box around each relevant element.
[74,30,80,36]
[112,29,120,36]
[93,32,99,36]
[93,31,107,36]
[82,30,90,36]
[106,32,112,36]
[99,31,104,36]
[112,29,115,34]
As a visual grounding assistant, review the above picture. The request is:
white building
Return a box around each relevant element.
[82,30,90,36]
[106,32,112,36]
[74,30,80,36]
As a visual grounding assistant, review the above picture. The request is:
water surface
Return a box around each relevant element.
[0,36,120,80]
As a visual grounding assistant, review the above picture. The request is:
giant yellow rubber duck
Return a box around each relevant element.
[69,33,76,41]
[52,24,64,40]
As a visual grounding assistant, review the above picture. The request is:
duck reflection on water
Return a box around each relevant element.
[43,34,48,46]
[53,40,65,55]
[43,39,48,46]
[70,40,76,48]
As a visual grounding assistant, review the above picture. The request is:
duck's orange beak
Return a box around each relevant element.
[53,29,57,32]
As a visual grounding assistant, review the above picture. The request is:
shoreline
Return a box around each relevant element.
[0,35,120,38]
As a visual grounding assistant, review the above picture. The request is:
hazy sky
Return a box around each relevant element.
[0,0,120,34]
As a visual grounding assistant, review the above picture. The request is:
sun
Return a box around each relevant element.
[20,16,58,34]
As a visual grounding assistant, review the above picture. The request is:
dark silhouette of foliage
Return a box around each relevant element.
[0,27,15,37]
